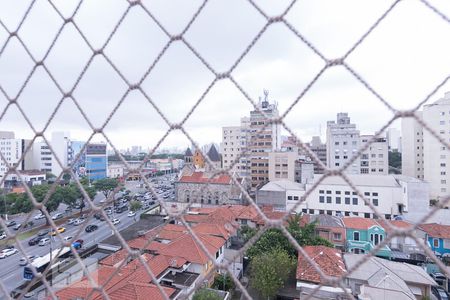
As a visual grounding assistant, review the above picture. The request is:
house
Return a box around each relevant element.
[418,223,450,257]
[379,220,426,262]
[344,254,436,299]
[342,217,391,258]
[304,214,346,250]
[296,246,349,299]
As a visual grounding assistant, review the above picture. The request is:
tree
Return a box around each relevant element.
[250,248,295,299]
[246,215,332,259]
[192,289,221,300]
[212,273,235,292]
[130,200,142,212]
[93,178,119,200]
[388,150,402,174]
[238,225,257,243]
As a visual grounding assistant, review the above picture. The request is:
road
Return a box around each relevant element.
[0,175,176,297]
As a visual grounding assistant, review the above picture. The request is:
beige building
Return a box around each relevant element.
[249,91,281,190]
[268,151,297,181]
[221,117,250,177]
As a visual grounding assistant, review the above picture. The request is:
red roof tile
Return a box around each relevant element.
[296,246,346,284]
[342,217,380,230]
[179,171,231,184]
[419,223,450,239]
[378,219,413,234]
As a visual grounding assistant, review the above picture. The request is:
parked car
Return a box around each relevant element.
[111,218,120,225]
[85,225,98,233]
[37,229,50,237]
[127,211,136,218]
[5,220,16,227]
[431,273,447,286]
[39,238,50,246]
[0,248,18,258]
[19,255,38,266]
[73,219,85,226]
[13,223,22,230]
[67,218,76,225]
[0,232,6,240]
[51,213,63,220]
[28,236,43,246]
[34,213,45,220]
[432,285,450,300]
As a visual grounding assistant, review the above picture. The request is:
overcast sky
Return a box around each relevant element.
[0,0,450,152]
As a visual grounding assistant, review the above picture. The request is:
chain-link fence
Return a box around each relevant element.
[0,0,450,299]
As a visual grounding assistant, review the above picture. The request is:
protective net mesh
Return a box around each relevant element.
[0,0,450,299]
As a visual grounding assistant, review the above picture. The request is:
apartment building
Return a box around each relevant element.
[249,91,281,190]
[402,92,450,199]
[386,127,402,152]
[307,136,327,174]
[401,111,424,180]
[326,113,361,174]
[268,151,297,181]
[221,117,250,177]
[0,131,33,185]
[257,174,429,220]
[360,135,388,175]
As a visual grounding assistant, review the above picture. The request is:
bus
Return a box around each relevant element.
[23,247,71,280]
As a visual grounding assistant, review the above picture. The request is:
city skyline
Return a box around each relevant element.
[1,1,449,149]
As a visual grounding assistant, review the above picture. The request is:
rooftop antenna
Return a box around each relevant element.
[262,89,269,108]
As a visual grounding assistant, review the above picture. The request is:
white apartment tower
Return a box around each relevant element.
[360,135,388,175]
[401,112,424,180]
[221,117,250,177]
[249,91,281,189]
[402,92,450,200]
[32,132,71,176]
[386,127,402,152]
[326,113,361,174]
[0,131,33,185]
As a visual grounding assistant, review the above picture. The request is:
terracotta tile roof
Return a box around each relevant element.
[179,171,231,184]
[296,246,346,284]
[254,207,287,225]
[193,222,235,240]
[159,233,225,264]
[419,223,450,239]
[102,282,176,300]
[378,219,413,234]
[100,249,133,267]
[342,217,380,230]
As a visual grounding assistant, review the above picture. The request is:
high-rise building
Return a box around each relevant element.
[386,127,402,152]
[86,143,108,181]
[221,117,249,176]
[326,113,361,174]
[401,112,424,180]
[308,136,327,174]
[0,131,33,185]
[249,91,281,190]
[360,135,388,175]
[402,92,450,200]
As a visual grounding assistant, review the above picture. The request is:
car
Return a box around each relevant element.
[0,248,18,258]
[111,218,120,225]
[63,236,73,242]
[432,285,450,300]
[67,218,76,225]
[85,225,98,233]
[0,232,6,240]
[38,238,50,246]
[34,213,45,220]
[73,219,85,226]
[13,223,22,230]
[50,227,66,235]
[28,236,43,246]
[51,213,63,220]
[37,229,50,236]
[5,220,16,227]
[127,211,136,217]
[431,272,447,286]
[74,239,84,245]
[19,255,37,266]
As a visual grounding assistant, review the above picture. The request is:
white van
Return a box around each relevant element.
[38,238,50,246]
[52,213,63,220]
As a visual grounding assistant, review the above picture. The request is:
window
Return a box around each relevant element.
[319,210,324,214]
[364,213,371,218]
[326,196,332,204]
[333,233,342,240]
[335,163,340,166]
[345,191,350,195]
[352,198,358,205]
[372,192,378,196]
[345,211,350,216]
[345,197,350,205]
[287,196,293,200]
[319,190,324,194]
[319,196,324,203]
[364,192,370,196]
[373,199,378,206]
[336,197,341,204]
[440,121,445,125]
[336,191,341,195]
[354,232,360,241]
[326,190,332,194]
[433,239,439,248]
[335,155,340,159]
